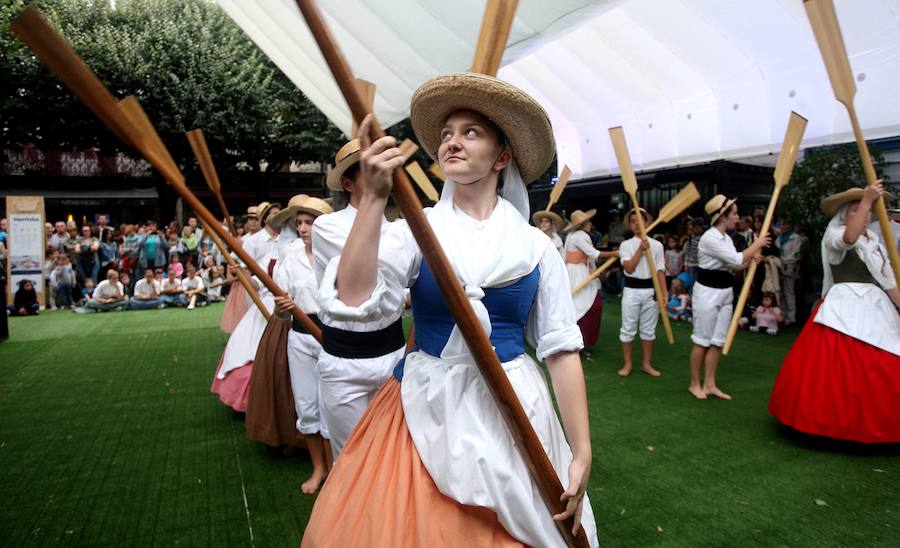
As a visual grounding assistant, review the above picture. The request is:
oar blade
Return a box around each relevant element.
[470,0,519,77]
[428,162,445,181]
[350,78,376,135]
[186,128,222,194]
[405,160,440,203]
[547,164,571,210]
[609,126,638,195]
[398,138,419,162]
[657,182,700,224]
[804,0,856,106]
[772,112,808,188]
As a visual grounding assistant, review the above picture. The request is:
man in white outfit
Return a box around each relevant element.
[312,139,407,458]
[775,219,803,325]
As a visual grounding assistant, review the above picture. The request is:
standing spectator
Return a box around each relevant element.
[160,267,186,307]
[44,222,54,244]
[74,225,100,286]
[82,270,128,312]
[684,219,704,288]
[98,228,119,280]
[43,248,58,309]
[49,221,68,253]
[62,221,80,265]
[168,251,184,278]
[0,218,7,245]
[607,214,629,248]
[182,264,206,309]
[7,280,39,316]
[130,269,163,310]
[51,255,76,309]
[96,214,112,241]
[664,236,684,284]
[121,224,141,275]
[738,216,754,245]
[137,220,169,272]
[775,218,803,325]
[179,225,199,267]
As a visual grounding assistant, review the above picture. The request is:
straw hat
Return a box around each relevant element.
[705,195,737,224]
[410,73,555,184]
[256,201,281,225]
[326,139,361,191]
[532,210,564,230]
[245,205,258,219]
[820,187,894,217]
[625,207,654,224]
[564,209,597,232]
[268,194,310,228]
[296,196,334,218]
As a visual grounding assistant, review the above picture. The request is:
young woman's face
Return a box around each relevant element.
[437,110,510,186]
[723,205,739,230]
[295,212,316,245]
[539,218,552,233]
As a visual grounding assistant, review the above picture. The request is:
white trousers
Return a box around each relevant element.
[619,286,658,342]
[779,275,798,324]
[286,330,327,438]
[691,283,733,347]
[317,346,406,459]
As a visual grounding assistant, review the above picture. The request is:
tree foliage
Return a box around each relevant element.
[1,0,344,172]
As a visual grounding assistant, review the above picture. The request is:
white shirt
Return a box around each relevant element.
[775,231,804,265]
[562,230,600,263]
[133,278,161,298]
[182,276,205,291]
[619,236,665,279]
[275,239,321,316]
[162,277,182,292]
[242,227,279,269]
[698,227,742,271]
[94,279,125,299]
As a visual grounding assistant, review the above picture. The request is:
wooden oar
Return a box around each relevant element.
[804,0,900,289]
[201,220,271,321]
[544,164,571,212]
[571,182,700,296]
[350,78,375,136]
[405,160,440,203]
[294,1,587,546]
[609,126,674,344]
[186,129,237,236]
[10,6,321,341]
[470,0,519,76]
[428,162,445,181]
[723,112,807,355]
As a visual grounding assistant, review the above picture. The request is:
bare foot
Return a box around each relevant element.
[642,365,661,377]
[688,385,707,400]
[617,366,632,377]
[704,386,732,400]
[300,472,326,494]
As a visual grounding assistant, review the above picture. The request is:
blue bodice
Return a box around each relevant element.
[393,259,540,380]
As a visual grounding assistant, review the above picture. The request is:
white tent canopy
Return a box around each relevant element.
[218,0,900,180]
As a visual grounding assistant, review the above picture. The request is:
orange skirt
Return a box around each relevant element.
[301,378,523,548]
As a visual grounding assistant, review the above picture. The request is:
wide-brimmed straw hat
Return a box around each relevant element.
[705,195,737,224]
[625,207,654,224]
[820,187,894,218]
[296,196,333,218]
[245,205,258,219]
[532,210,564,230]
[269,194,310,228]
[564,209,597,232]
[410,73,555,184]
[326,139,361,191]
[256,201,281,225]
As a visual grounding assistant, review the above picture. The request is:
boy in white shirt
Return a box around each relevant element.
[85,270,128,312]
[182,264,206,309]
[130,268,163,310]
[160,267,186,307]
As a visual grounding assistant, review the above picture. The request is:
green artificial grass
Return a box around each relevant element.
[0,299,897,547]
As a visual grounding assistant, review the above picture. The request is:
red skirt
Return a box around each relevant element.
[768,304,900,444]
[210,355,253,413]
[578,293,603,348]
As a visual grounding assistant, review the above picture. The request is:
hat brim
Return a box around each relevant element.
[410,73,555,184]
[532,210,564,230]
[269,205,301,228]
[564,208,598,232]
[821,188,893,218]
[326,150,360,191]
[709,197,737,225]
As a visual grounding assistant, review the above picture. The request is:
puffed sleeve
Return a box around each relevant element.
[318,221,420,323]
[526,244,585,360]
[822,224,855,259]
[572,231,601,261]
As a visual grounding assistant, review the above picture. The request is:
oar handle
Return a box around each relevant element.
[571,256,617,296]
[203,220,271,321]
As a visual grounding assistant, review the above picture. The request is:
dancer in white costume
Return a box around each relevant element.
[533,210,564,256]
[272,196,334,493]
[311,141,406,458]
[618,208,665,377]
[303,73,598,548]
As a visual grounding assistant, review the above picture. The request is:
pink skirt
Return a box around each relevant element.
[210,354,253,413]
[220,283,248,334]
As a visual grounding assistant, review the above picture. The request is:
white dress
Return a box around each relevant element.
[564,230,601,319]
[319,197,599,548]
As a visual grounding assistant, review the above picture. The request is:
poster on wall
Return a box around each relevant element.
[6,197,46,304]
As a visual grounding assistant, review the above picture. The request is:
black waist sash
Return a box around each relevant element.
[291,313,322,335]
[697,268,734,289]
[831,251,878,285]
[624,277,654,289]
[321,318,405,359]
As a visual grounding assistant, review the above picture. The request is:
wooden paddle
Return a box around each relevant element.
[804,0,900,289]
[405,160,440,203]
[294,1,587,546]
[544,164,571,212]
[201,219,271,321]
[571,182,700,296]
[185,129,237,236]
[428,162,445,181]
[723,112,807,355]
[609,126,674,344]
[351,78,375,136]
[470,0,519,76]
[10,6,321,341]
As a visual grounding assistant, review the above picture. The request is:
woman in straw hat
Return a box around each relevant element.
[270,196,336,491]
[302,73,598,547]
[689,195,770,401]
[533,210,565,256]
[211,201,282,412]
[564,208,617,355]
[769,184,900,443]
[311,139,408,459]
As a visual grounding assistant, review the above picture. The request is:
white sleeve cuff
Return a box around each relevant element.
[536,324,584,361]
[317,255,405,323]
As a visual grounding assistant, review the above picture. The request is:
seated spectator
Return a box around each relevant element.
[207,266,225,303]
[130,269,164,310]
[181,264,206,309]
[51,255,76,309]
[7,279,40,316]
[160,267,186,307]
[80,278,95,305]
[666,278,691,321]
[119,272,132,296]
[168,251,184,279]
[83,270,128,312]
[750,292,783,335]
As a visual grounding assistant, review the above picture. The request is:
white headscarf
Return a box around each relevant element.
[438,160,531,221]
[822,204,895,295]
